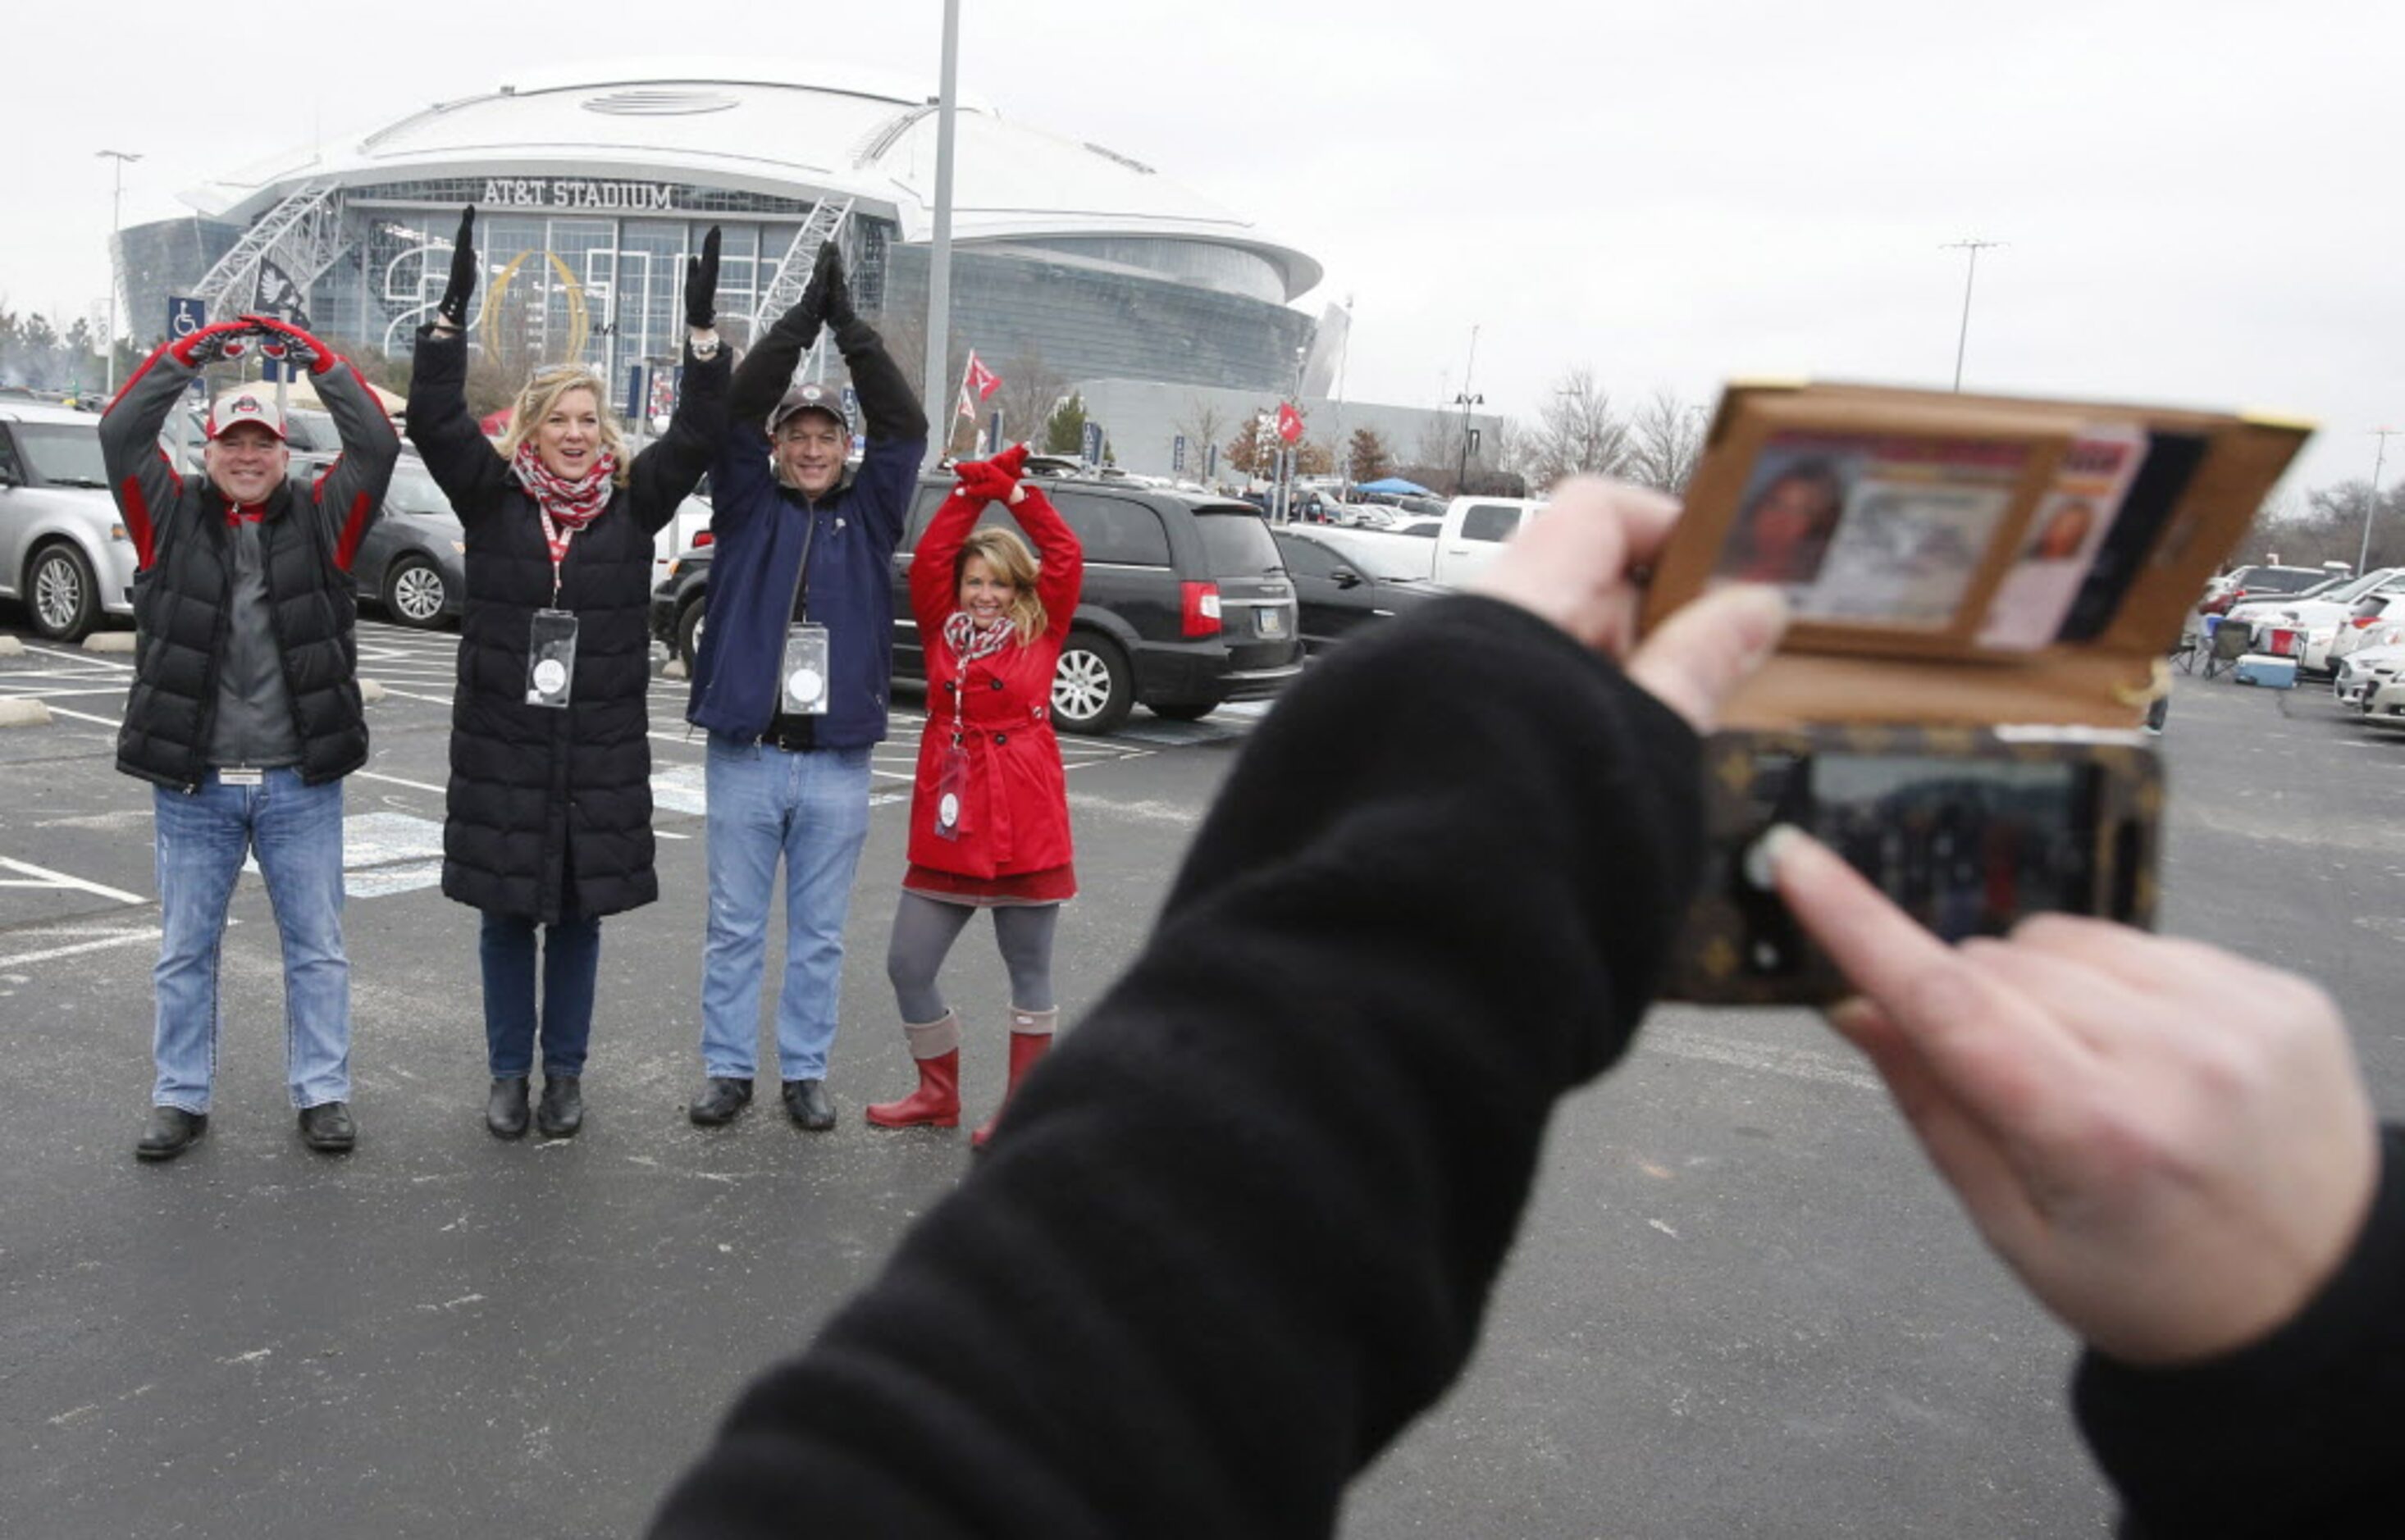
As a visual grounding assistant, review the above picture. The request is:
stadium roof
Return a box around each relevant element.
[181,58,1322,300]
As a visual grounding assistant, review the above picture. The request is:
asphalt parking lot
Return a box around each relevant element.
[4,617,2401,1539]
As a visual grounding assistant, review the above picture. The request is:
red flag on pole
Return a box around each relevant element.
[1276,401,1304,444]
[957,351,1002,417]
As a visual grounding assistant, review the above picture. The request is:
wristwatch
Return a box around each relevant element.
[690,329,722,359]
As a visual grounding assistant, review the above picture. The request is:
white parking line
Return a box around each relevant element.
[0,927,163,969]
[0,857,148,906]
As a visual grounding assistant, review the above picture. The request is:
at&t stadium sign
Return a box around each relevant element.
[481,179,677,212]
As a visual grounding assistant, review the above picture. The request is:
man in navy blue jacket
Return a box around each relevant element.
[683,246,929,1131]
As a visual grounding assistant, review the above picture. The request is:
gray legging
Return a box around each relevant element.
[885,891,1059,1023]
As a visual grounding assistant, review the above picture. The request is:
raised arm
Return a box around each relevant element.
[823,248,928,547]
[403,325,509,518]
[402,207,510,519]
[1009,482,1081,641]
[100,325,240,566]
[250,316,398,572]
[907,483,982,635]
[627,227,730,533]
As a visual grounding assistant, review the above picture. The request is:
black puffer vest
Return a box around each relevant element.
[116,477,367,791]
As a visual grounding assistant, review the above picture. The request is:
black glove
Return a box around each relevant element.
[436,207,478,330]
[684,226,721,330]
[818,244,856,330]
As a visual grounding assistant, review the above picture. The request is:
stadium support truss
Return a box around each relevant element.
[194,179,352,321]
[750,196,853,381]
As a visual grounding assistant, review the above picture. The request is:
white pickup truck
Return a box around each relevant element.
[1429,496,1546,585]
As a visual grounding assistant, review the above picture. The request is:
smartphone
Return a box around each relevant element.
[1659,726,2161,1005]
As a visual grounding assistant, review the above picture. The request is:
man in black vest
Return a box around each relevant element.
[100,315,398,1161]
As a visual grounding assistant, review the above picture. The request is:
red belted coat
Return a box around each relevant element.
[905,483,1084,884]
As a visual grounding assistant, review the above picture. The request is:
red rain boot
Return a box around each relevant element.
[866,1011,965,1128]
[971,1010,1057,1150]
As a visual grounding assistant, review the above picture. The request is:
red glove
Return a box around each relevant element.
[953,443,1029,504]
[244,313,336,376]
[167,320,253,368]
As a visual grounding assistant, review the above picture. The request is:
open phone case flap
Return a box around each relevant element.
[1636,381,2312,730]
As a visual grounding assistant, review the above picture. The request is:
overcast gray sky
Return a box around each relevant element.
[7,0,2398,498]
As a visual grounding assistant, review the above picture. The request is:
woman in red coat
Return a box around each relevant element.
[868,444,1084,1146]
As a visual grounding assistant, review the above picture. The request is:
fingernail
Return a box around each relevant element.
[1745,822,1805,891]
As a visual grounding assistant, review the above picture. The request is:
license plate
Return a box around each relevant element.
[1257,608,1286,637]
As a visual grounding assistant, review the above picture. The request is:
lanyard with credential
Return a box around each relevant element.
[537,507,577,604]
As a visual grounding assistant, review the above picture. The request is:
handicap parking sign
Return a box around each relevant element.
[167,295,207,338]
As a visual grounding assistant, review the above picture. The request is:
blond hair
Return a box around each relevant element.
[498,365,630,486]
[957,525,1047,645]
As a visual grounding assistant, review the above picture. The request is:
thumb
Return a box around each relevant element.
[1624,585,1788,733]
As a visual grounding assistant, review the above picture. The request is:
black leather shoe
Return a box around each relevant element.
[135,1106,208,1162]
[687,1077,753,1127]
[536,1075,583,1138]
[782,1078,836,1132]
[299,1100,357,1153]
[486,1077,531,1140]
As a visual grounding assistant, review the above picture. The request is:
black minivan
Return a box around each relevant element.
[650,471,1303,734]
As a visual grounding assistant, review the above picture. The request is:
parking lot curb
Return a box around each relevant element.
[83,632,136,654]
[0,698,53,729]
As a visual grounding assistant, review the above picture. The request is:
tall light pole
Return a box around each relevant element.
[920,0,961,467]
[2360,428,2399,575]
[1941,237,2003,392]
[1453,391,1484,494]
[98,148,141,394]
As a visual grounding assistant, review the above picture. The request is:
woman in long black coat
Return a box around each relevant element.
[406,209,728,1139]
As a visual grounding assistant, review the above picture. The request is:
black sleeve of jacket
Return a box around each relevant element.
[647,594,1704,1539]
[2073,1123,2405,1538]
[834,316,929,445]
[725,301,816,433]
[627,340,730,535]
[402,326,511,519]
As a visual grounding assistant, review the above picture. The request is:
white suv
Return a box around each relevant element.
[0,403,138,640]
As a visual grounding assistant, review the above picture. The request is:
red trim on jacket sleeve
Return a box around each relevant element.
[121,469,157,569]
[334,490,372,572]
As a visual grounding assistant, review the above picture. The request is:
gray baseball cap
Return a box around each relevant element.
[768,381,847,436]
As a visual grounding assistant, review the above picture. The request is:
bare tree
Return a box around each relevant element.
[1173,396,1230,477]
[1529,367,1632,491]
[992,349,1067,448]
[1623,388,1708,494]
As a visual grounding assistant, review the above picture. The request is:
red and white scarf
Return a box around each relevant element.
[942,610,1015,669]
[511,440,617,530]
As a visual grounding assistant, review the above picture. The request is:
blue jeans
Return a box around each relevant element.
[152,768,349,1113]
[701,736,872,1081]
[479,910,603,1078]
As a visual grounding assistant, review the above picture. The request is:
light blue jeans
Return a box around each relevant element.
[701,736,872,1081]
[152,768,350,1112]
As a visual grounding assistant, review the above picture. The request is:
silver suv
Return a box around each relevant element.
[0,403,138,640]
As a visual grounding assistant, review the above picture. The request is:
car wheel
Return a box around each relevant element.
[1052,631,1133,735]
[1148,699,1219,722]
[677,596,706,668]
[382,555,450,629]
[27,542,99,642]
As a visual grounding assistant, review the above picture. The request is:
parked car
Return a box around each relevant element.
[349,457,468,628]
[1270,526,1453,657]
[651,472,1304,733]
[2332,639,2405,709]
[2229,567,2405,675]
[2199,563,2330,617]
[0,400,138,640]
[2322,592,2405,677]
[1431,495,1548,586]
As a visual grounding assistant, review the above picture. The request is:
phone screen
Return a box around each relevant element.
[1807,754,2097,941]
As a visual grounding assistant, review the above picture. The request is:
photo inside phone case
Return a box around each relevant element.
[1640,382,2314,731]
